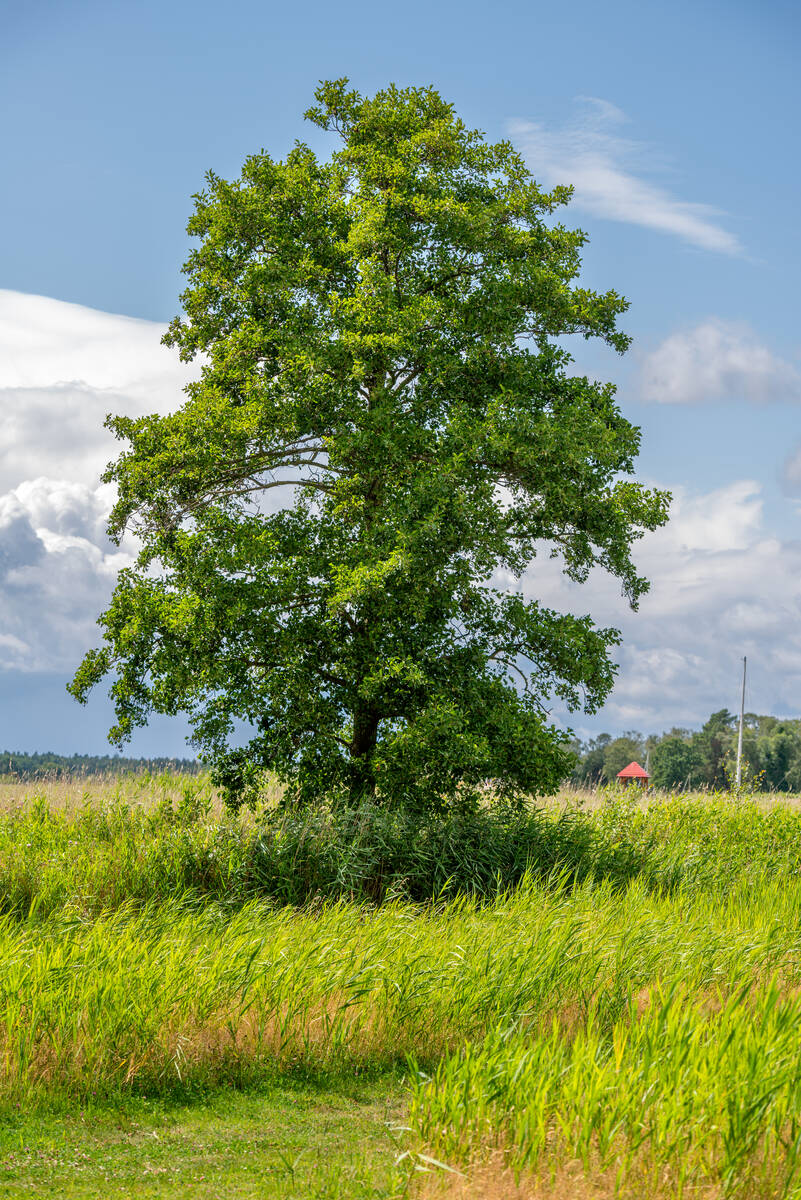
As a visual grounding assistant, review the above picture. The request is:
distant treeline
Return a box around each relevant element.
[571,710,801,792]
[0,751,201,780]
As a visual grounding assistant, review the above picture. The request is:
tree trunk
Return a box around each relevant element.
[349,702,379,805]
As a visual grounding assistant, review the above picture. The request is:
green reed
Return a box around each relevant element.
[2,780,801,1196]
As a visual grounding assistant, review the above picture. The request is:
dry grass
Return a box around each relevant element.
[549,783,801,813]
[0,774,135,814]
[417,1133,799,1200]
[1,774,797,823]
[417,1150,728,1200]
[0,770,288,819]
[0,773,208,815]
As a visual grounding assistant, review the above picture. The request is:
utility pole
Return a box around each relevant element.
[735,656,746,790]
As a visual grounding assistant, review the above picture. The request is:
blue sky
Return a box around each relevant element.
[1,0,800,754]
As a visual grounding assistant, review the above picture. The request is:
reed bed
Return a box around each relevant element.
[2,780,801,1196]
[1,869,801,1096]
[405,796,801,1199]
[411,976,801,1199]
[0,780,644,916]
[4,779,801,918]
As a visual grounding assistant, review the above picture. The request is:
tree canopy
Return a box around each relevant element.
[70,79,668,810]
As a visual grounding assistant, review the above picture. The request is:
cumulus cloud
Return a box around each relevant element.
[0,478,136,671]
[520,480,801,734]
[0,290,200,493]
[0,291,198,673]
[511,98,742,255]
[640,320,801,405]
[783,443,801,496]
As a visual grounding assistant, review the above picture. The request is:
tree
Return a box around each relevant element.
[755,719,801,792]
[571,733,612,786]
[69,79,669,811]
[785,737,801,794]
[649,735,703,790]
[601,733,645,782]
[695,708,734,789]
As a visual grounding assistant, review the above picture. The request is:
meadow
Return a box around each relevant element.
[3,777,801,1197]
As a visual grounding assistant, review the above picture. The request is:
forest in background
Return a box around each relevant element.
[0,751,200,779]
[572,710,801,792]
[5,710,801,791]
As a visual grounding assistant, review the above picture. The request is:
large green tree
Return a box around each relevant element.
[601,733,646,783]
[649,735,704,790]
[70,80,669,810]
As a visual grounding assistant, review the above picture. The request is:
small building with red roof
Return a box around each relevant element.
[616,761,650,786]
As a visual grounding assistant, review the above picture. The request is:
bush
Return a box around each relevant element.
[244,800,653,904]
[0,786,655,918]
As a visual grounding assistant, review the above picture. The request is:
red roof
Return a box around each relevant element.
[617,761,649,779]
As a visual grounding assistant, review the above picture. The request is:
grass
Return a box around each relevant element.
[4,778,801,1195]
[0,775,696,916]
[0,1077,404,1198]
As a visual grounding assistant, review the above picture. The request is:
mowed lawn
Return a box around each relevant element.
[4,777,801,1197]
[0,1079,404,1199]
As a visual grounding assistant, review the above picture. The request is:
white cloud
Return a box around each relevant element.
[651,480,762,553]
[784,443,801,494]
[522,480,801,734]
[0,477,136,671]
[640,320,801,405]
[0,291,198,672]
[0,290,190,396]
[0,290,200,493]
[512,98,742,255]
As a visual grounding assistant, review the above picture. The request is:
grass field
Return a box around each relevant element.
[3,777,801,1197]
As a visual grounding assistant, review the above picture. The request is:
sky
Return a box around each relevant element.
[1,0,800,755]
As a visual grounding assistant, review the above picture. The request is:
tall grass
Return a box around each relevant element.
[2,861,801,1102]
[3,779,801,1195]
[404,793,801,1198]
[0,780,653,916]
[411,983,801,1198]
[6,777,801,917]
